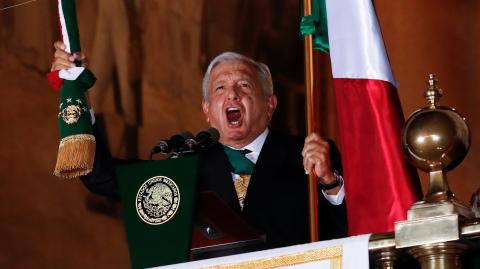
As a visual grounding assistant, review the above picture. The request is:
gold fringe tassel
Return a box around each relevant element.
[54,134,96,179]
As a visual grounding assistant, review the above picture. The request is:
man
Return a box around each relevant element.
[51,42,347,248]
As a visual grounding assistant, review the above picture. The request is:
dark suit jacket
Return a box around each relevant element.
[197,131,347,248]
[81,127,347,248]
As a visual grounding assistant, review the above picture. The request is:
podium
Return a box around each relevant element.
[116,155,265,269]
[116,156,199,269]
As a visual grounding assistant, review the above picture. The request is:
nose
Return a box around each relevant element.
[226,85,241,101]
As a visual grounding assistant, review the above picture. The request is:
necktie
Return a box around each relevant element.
[234,174,250,210]
[223,147,254,210]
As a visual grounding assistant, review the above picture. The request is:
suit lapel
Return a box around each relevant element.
[199,143,241,212]
[243,132,287,211]
[199,132,289,213]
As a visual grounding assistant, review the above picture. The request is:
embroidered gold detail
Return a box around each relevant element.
[61,104,82,124]
[234,174,251,210]
[58,134,95,146]
[201,245,342,269]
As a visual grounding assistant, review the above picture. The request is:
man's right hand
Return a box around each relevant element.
[50,41,88,72]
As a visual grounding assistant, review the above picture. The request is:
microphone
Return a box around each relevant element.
[186,128,220,151]
[151,131,194,154]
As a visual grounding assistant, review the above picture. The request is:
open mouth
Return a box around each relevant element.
[226,107,242,125]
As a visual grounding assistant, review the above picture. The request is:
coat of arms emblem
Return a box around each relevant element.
[136,176,180,225]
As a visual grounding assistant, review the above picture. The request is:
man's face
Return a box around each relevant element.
[202,60,277,148]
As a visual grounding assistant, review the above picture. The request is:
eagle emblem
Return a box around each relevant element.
[61,104,82,124]
[136,176,180,225]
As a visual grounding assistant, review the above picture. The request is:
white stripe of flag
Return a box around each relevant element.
[326,0,397,87]
[57,0,71,53]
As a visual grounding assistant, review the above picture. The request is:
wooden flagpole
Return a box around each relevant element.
[302,0,319,242]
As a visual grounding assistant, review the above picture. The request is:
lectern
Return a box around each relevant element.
[116,155,265,268]
[116,156,199,269]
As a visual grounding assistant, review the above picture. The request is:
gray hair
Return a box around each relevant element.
[202,52,274,100]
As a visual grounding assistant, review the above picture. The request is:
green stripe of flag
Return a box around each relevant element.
[299,0,329,53]
[61,0,81,54]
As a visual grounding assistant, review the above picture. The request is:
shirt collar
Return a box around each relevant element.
[231,128,269,164]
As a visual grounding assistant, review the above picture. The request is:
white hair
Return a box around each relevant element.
[202,52,274,100]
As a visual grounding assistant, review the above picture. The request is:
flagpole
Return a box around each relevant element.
[302,0,319,242]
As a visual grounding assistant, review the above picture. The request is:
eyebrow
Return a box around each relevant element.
[212,75,253,83]
[212,79,226,86]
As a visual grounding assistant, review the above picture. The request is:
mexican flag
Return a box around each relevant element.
[303,0,422,235]
[47,0,96,179]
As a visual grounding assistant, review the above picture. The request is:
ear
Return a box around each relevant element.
[266,95,277,119]
[202,100,210,123]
